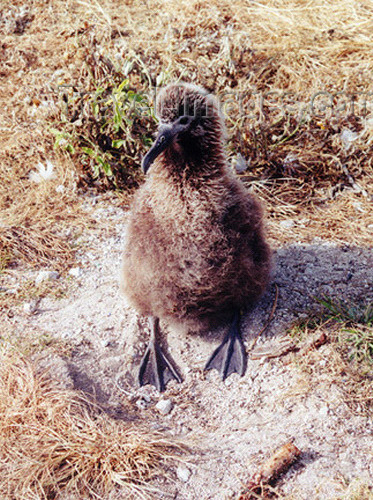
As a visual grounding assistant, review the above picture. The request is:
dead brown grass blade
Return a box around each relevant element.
[0,225,73,269]
[0,350,186,499]
[0,145,87,271]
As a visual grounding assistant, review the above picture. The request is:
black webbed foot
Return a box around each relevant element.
[138,317,182,392]
[205,311,247,380]
[139,340,182,392]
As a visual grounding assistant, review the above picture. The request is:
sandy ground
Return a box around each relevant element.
[6,194,373,499]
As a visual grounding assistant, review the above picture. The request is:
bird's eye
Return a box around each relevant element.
[159,136,165,143]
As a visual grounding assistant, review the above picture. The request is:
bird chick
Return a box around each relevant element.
[121,83,272,391]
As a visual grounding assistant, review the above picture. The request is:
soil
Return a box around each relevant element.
[6,193,373,500]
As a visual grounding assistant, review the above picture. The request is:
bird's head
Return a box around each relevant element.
[142,83,225,174]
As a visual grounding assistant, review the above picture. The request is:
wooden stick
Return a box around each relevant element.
[238,442,301,499]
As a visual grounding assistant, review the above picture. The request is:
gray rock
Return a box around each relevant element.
[35,270,59,285]
[136,398,148,410]
[279,219,295,229]
[155,399,173,415]
[23,299,40,315]
[177,464,191,482]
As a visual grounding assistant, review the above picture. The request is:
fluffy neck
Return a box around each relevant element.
[152,130,226,183]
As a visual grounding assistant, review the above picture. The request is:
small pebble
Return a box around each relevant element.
[23,300,40,315]
[35,270,59,285]
[155,399,173,415]
[150,422,163,431]
[279,220,295,229]
[319,406,329,416]
[69,267,83,278]
[136,398,148,410]
[142,393,151,403]
[177,464,191,482]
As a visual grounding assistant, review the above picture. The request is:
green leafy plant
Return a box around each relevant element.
[52,57,157,190]
[318,296,373,326]
[318,296,373,367]
[288,297,372,413]
[341,327,373,366]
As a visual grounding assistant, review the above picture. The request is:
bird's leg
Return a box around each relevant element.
[205,310,247,380]
[138,316,182,392]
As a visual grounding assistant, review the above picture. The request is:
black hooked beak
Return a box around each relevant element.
[142,115,193,174]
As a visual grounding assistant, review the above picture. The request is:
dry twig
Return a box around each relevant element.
[238,442,301,500]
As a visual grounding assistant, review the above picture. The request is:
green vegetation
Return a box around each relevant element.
[319,296,373,368]
[289,297,373,414]
[53,58,156,190]
[319,296,373,327]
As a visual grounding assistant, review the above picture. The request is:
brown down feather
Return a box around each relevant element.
[121,83,272,331]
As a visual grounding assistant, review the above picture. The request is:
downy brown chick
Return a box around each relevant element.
[121,83,272,391]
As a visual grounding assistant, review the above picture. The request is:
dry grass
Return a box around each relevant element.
[0,135,83,271]
[0,276,67,315]
[0,1,92,271]
[334,479,373,500]
[288,301,373,415]
[274,479,373,500]
[72,0,373,207]
[0,348,185,499]
[299,338,372,415]
[1,0,373,273]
